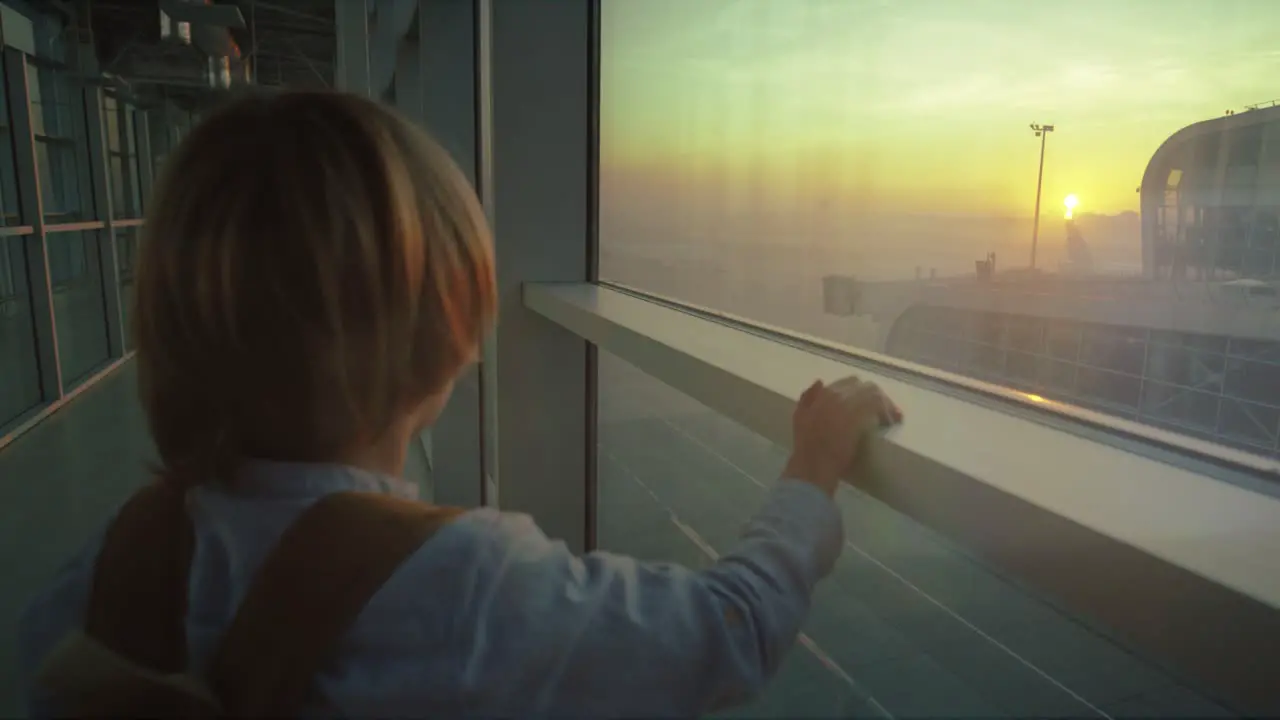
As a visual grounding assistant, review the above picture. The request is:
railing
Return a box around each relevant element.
[526,280,1280,717]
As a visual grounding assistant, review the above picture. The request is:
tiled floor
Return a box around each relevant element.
[0,356,1237,718]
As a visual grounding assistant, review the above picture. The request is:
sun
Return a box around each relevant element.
[1064,193,1079,219]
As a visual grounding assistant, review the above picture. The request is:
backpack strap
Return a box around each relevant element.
[84,481,196,674]
[207,491,464,717]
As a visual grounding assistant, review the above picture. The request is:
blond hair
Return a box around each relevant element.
[135,90,495,484]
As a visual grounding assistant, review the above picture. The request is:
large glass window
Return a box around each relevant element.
[0,48,38,428]
[104,95,143,218]
[46,230,108,385]
[600,0,1280,460]
[597,351,1227,717]
[114,227,137,351]
[27,60,93,224]
[0,52,20,227]
[0,234,41,427]
[148,104,193,182]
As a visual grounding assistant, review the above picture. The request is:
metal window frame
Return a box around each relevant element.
[418,0,483,509]
[334,0,370,96]
[82,80,125,359]
[482,0,599,552]
[0,25,147,447]
[388,0,600,548]
[5,46,60,402]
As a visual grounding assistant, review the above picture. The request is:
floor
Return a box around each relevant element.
[0,363,153,716]
[0,357,1236,718]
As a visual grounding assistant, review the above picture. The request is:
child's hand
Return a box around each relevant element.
[783,376,902,496]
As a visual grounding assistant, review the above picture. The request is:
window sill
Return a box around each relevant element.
[526,280,1280,715]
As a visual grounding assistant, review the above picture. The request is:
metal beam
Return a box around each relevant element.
[82,84,126,359]
[418,0,483,509]
[392,34,420,122]
[485,0,599,551]
[5,48,62,402]
[334,0,370,95]
[369,0,419,97]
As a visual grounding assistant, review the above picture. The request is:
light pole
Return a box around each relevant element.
[1029,123,1055,270]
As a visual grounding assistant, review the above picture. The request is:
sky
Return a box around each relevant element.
[601,0,1280,218]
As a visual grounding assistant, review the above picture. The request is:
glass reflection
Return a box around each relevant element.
[600,0,1280,460]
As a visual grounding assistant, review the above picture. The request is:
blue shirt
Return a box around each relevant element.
[19,460,844,718]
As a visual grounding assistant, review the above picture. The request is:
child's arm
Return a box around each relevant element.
[451,476,843,717]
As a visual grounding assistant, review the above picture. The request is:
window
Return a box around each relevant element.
[148,104,193,181]
[27,59,93,223]
[596,349,1232,717]
[596,6,1276,712]
[46,230,109,384]
[104,94,143,218]
[114,227,138,351]
[599,0,1280,460]
[0,234,40,425]
[0,51,20,226]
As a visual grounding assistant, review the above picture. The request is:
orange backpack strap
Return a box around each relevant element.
[84,481,196,675]
[208,491,464,717]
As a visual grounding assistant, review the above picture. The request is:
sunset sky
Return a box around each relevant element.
[601,0,1280,218]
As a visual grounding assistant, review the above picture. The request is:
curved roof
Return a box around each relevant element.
[1140,104,1280,195]
[1139,104,1280,274]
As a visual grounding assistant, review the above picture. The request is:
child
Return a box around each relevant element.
[18,90,901,717]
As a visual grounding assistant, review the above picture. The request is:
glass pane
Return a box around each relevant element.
[0,234,41,426]
[0,52,17,227]
[104,95,120,153]
[599,0,1280,458]
[597,352,1226,718]
[29,62,92,223]
[0,127,21,226]
[148,106,170,180]
[114,227,137,351]
[106,98,142,218]
[126,107,142,215]
[109,154,125,216]
[47,230,108,384]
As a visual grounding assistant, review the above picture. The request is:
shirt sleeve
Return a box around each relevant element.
[452,478,844,717]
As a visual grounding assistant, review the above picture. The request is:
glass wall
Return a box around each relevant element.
[27,59,92,224]
[0,234,40,427]
[47,230,108,384]
[147,104,192,181]
[597,2,1272,715]
[0,45,37,429]
[0,7,161,429]
[104,94,143,218]
[0,50,19,227]
[114,227,137,351]
[597,351,1227,718]
[598,0,1280,460]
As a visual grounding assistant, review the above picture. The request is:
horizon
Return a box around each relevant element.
[601,0,1280,219]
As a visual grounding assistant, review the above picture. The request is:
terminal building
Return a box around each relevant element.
[851,106,1280,458]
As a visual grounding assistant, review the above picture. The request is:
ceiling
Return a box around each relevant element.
[36,0,338,109]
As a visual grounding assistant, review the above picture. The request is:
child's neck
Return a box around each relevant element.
[336,433,412,478]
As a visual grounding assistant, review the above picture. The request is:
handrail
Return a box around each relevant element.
[598,279,1280,494]
[526,280,1280,716]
